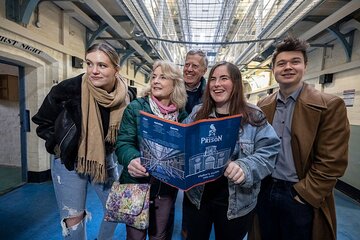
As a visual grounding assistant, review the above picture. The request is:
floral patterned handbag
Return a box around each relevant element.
[104,182,150,230]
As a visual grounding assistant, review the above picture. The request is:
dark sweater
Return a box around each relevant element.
[185,77,206,114]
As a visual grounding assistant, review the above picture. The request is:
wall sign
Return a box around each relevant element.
[0,35,54,62]
[343,89,355,107]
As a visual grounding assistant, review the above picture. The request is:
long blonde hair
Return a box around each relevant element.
[142,60,187,109]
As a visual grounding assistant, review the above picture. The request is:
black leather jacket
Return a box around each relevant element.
[32,74,83,170]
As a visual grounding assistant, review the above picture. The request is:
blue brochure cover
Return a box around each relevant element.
[139,111,241,191]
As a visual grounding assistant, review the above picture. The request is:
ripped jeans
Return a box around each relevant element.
[51,154,120,240]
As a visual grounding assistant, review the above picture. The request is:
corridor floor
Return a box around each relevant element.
[0,181,359,240]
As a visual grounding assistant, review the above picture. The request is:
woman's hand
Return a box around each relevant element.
[127,158,149,178]
[224,162,245,184]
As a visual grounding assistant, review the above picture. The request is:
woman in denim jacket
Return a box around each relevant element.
[182,61,280,240]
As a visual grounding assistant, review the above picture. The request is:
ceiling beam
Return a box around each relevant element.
[84,0,154,64]
[300,0,360,40]
[146,36,277,45]
[54,1,98,31]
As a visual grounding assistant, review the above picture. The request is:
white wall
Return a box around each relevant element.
[0,1,150,175]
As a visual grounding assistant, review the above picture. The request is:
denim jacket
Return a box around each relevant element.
[183,104,280,220]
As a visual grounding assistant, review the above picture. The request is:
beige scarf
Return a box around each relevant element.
[76,73,127,183]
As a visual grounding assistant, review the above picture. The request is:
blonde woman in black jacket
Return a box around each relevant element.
[32,43,128,240]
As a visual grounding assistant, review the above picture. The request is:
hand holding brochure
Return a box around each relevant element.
[140,111,241,191]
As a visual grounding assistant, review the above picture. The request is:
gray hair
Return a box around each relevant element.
[186,49,208,69]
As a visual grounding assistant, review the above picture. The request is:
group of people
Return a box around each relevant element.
[32,36,350,240]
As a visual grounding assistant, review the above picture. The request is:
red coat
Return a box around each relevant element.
[250,83,350,240]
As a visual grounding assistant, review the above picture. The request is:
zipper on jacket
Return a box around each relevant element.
[58,123,76,150]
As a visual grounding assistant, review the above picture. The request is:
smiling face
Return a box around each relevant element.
[209,65,234,113]
[151,66,174,106]
[85,50,118,92]
[183,54,207,89]
[273,51,306,91]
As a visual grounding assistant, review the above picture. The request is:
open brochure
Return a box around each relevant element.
[139,111,242,191]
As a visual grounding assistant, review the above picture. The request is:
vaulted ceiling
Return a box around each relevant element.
[5,0,360,79]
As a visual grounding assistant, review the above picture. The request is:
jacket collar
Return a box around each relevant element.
[260,82,328,124]
[297,83,328,109]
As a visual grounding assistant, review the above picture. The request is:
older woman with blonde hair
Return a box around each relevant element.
[115,60,188,239]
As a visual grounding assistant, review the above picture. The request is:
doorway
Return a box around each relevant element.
[0,61,27,194]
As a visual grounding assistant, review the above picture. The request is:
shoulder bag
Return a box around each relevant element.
[104,182,150,230]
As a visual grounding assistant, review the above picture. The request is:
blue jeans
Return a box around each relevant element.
[51,154,119,240]
[257,177,314,240]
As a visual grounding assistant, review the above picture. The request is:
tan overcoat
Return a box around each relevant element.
[250,83,350,240]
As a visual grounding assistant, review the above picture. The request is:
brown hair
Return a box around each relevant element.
[271,36,309,67]
[194,61,264,126]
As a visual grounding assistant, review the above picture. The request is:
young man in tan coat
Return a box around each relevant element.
[252,36,350,240]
